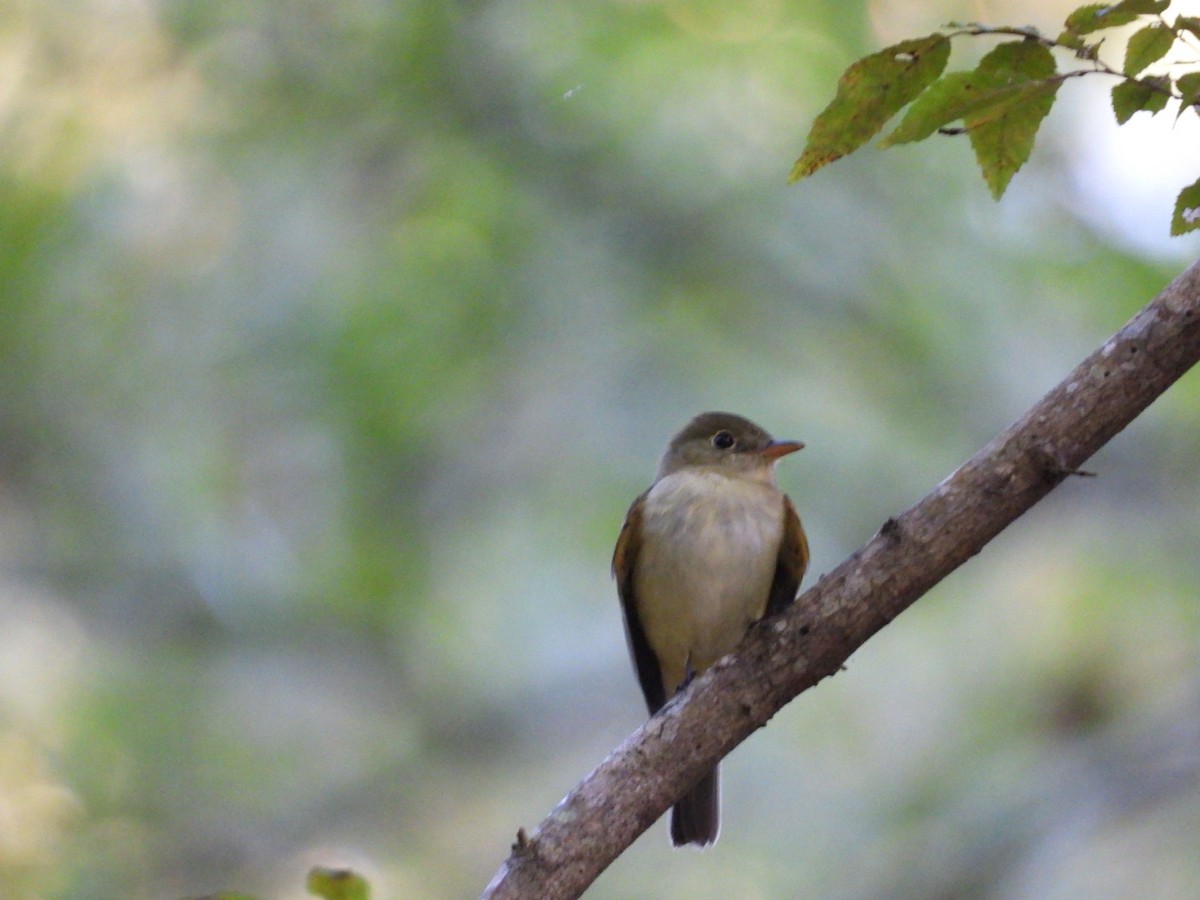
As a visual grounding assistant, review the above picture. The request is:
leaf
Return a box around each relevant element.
[961,42,1061,199]
[1111,77,1171,123]
[884,40,1057,146]
[981,40,1057,78]
[884,40,1058,198]
[307,867,371,900]
[967,80,1060,199]
[1176,71,1200,109]
[789,33,950,181]
[882,72,1006,145]
[1123,24,1175,75]
[1171,176,1200,235]
[978,39,1058,79]
[1063,0,1169,36]
[1056,31,1086,51]
[1177,16,1200,41]
[969,42,1059,199]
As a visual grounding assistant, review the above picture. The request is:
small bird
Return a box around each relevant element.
[612,411,809,847]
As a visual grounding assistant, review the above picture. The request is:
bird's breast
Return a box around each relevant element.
[634,469,784,688]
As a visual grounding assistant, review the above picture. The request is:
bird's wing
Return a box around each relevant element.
[612,490,667,714]
[765,494,809,618]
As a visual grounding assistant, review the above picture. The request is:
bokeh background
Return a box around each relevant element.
[2,1,1199,898]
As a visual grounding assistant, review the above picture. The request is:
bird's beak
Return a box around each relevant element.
[758,439,804,460]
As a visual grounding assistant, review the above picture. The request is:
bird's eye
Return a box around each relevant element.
[712,430,735,450]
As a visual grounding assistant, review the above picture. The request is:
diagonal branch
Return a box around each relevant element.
[482,258,1200,900]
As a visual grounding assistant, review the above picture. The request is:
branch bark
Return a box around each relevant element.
[482,258,1200,900]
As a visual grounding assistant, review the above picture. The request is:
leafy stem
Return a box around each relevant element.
[790,0,1200,235]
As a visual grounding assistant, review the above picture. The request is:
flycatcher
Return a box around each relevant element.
[612,411,809,847]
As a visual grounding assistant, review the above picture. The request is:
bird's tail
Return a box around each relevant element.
[670,766,719,847]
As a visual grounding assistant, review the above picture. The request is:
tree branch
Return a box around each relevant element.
[482,258,1200,900]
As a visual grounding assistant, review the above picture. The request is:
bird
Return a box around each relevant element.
[612,411,809,847]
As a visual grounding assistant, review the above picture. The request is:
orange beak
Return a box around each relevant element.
[758,439,804,460]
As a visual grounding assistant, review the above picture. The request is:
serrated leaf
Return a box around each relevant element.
[1142,74,1173,112]
[884,41,1056,146]
[882,71,1011,145]
[789,33,950,181]
[1176,71,1200,109]
[1171,176,1200,235]
[883,40,1058,197]
[307,867,370,900]
[1111,78,1170,124]
[1124,24,1175,75]
[967,80,1060,199]
[1065,4,1116,35]
[1111,80,1153,124]
[1064,0,1169,36]
[977,40,1058,79]
[1177,16,1200,40]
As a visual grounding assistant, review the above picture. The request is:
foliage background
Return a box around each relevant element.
[1,1,1199,897]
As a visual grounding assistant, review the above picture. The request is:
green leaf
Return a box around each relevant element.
[1064,4,1115,35]
[789,33,950,181]
[977,39,1058,80]
[307,867,371,900]
[967,80,1060,199]
[1111,77,1171,123]
[1171,176,1200,235]
[882,72,1006,145]
[884,41,1057,146]
[979,39,1056,80]
[1176,16,1200,40]
[1143,74,1172,105]
[1064,0,1169,36]
[883,41,1059,197]
[1176,71,1200,108]
[1124,24,1175,75]
[1056,31,1086,51]
[1111,80,1152,125]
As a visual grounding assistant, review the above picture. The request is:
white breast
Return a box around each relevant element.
[634,468,784,691]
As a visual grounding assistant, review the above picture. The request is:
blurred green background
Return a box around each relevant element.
[2,1,1199,898]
